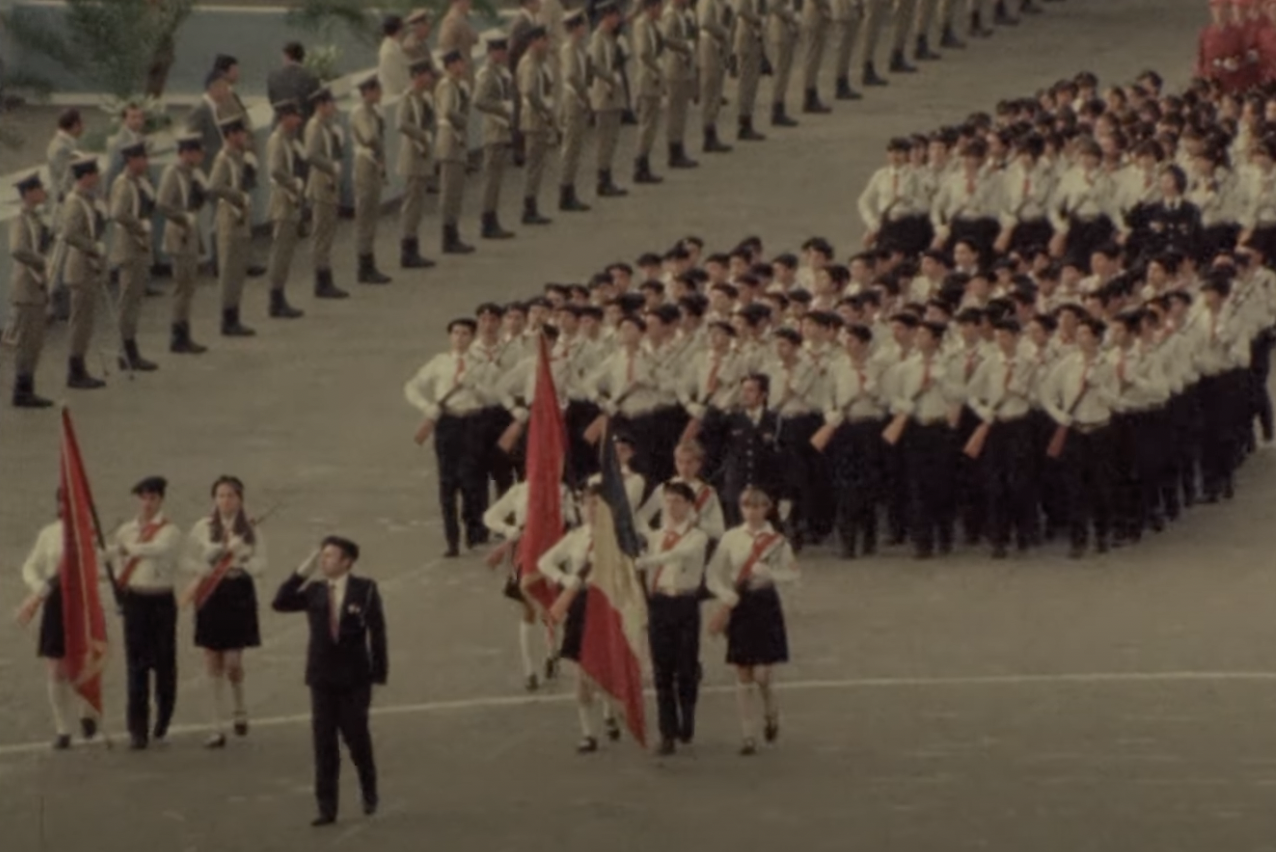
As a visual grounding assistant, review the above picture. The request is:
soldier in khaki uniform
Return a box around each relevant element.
[7,174,54,407]
[62,155,109,389]
[888,0,920,73]
[767,0,801,127]
[206,117,256,337]
[733,0,767,141]
[437,50,477,254]
[475,37,517,240]
[859,0,890,86]
[264,100,307,318]
[662,0,699,169]
[831,0,865,100]
[800,0,834,113]
[591,1,630,197]
[558,10,592,212]
[912,0,945,60]
[399,59,439,270]
[517,26,556,226]
[438,0,479,86]
[402,8,436,67]
[303,88,350,300]
[633,0,666,185]
[108,141,159,371]
[351,74,393,285]
[156,133,210,353]
[697,0,733,153]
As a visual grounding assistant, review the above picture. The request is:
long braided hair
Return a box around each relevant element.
[209,475,255,546]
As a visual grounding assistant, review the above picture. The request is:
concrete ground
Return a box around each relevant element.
[6,1,1276,850]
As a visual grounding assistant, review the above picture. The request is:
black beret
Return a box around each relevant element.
[131,476,167,497]
[15,172,43,194]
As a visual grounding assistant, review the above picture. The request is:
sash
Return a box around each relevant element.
[694,485,714,513]
[115,519,169,589]
[734,531,783,588]
[649,529,686,592]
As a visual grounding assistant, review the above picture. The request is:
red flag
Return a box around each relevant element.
[516,332,564,611]
[579,424,648,748]
[59,407,109,719]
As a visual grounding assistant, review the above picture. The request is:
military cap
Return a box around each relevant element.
[310,86,335,104]
[131,476,168,496]
[565,9,587,27]
[410,58,435,76]
[218,116,247,135]
[405,7,431,24]
[526,25,548,40]
[272,99,301,117]
[14,172,43,194]
[120,141,148,160]
[176,131,204,152]
[443,49,466,66]
[597,0,621,13]
[70,154,99,178]
[486,36,509,50]
[357,72,380,91]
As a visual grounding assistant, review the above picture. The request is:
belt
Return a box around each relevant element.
[651,590,699,600]
[441,408,483,419]
[996,413,1029,423]
[1073,420,1109,434]
[125,586,175,597]
[915,416,947,426]
[848,413,884,424]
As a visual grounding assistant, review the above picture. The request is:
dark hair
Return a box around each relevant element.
[283,41,306,62]
[209,476,254,545]
[742,372,770,395]
[662,481,696,503]
[322,535,360,563]
[57,108,82,131]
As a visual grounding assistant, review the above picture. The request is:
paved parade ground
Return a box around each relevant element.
[5,0,1276,849]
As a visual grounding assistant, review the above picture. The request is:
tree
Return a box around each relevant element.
[3,0,196,101]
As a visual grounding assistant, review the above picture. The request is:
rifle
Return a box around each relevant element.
[177,502,283,608]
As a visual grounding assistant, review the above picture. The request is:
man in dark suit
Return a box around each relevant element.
[719,373,783,527]
[272,536,388,827]
[267,42,322,122]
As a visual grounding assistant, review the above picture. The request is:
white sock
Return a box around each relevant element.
[230,679,246,717]
[543,623,557,658]
[208,674,226,733]
[48,680,70,736]
[576,677,595,738]
[758,677,777,720]
[518,621,536,678]
[736,681,758,740]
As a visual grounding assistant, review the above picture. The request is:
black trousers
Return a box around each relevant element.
[1008,219,1053,258]
[1250,331,1274,444]
[435,413,488,550]
[479,406,516,498]
[983,418,1036,549]
[832,419,882,556]
[311,683,377,818]
[647,595,701,743]
[954,407,987,544]
[565,399,602,487]
[123,591,178,740]
[1032,410,1067,537]
[1198,373,1237,499]
[1060,425,1113,550]
[1063,216,1115,271]
[904,422,957,555]
[879,214,933,258]
[778,413,826,544]
[1170,384,1201,509]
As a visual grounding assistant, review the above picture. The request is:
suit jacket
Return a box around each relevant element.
[1142,200,1204,260]
[721,408,783,499]
[475,60,515,146]
[517,52,555,133]
[272,573,388,691]
[46,130,79,202]
[588,29,626,112]
[156,162,205,257]
[304,115,342,205]
[266,63,321,119]
[350,102,387,181]
[9,207,50,304]
[697,0,730,69]
[207,148,251,235]
[438,9,479,56]
[435,75,471,163]
[398,88,436,177]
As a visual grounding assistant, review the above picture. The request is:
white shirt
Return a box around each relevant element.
[22,521,109,598]
[887,351,963,421]
[679,348,744,417]
[858,165,927,231]
[1111,342,1170,412]
[483,481,580,539]
[635,521,709,595]
[765,354,822,417]
[1040,351,1118,428]
[635,477,727,540]
[704,523,798,607]
[998,160,1054,227]
[536,525,595,591]
[114,512,184,591]
[966,350,1037,422]
[586,469,646,523]
[931,169,1003,240]
[185,516,267,577]
[404,350,491,420]
[824,355,887,424]
[1049,166,1120,233]
[585,347,667,415]
[327,572,348,615]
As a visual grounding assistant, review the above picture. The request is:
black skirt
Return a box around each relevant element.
[557,589,590,663]
[37,583,65,660]
[726,585,789,667]
[194,573,261,651]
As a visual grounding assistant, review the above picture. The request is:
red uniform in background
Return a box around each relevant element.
[1198,18,1245,92]
[1256,5,1276,83]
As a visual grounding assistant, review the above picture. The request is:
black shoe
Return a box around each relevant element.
[169,322,208,354]
[888,49,918,73]
[246,264,267,278]
[268,289,304,319]
[703,126,733,152]
[862,62,889,86]
[559,184,591,211]
[770,103,798,127]
[764,716,779,743]
[993,1,1020,24]
[66,357,105,390]
[633,156,664,184]
[525,673,540,692]
[577,736,599,753]
[656,739,675,756]
[940,26,967,48]
[545,654,559,681]
[311,815,337,827]
[442,224,476,254]
[739,738,757,756]
[737,116,766,141]
[970,11,995,36]
[357,254,392,284]
[605,716,621,741]
[668,143,699,168]
[118,339,159,372]
[621,109,638,126]
[53,734,71,750]
[234,716,249,737]
[363,796,378,816]
[314,269,350,299]
[801,88,831,114]
[12,374,53,408]
[522,197,552,225]
[443,545,460,558]
[204,733,227,749]
[400,236,436,269]
[480,212,516,239]
[1068,544,1085,560]
[834,77,862,100]
[596,170,629,197]
[220,307,256,337]
[129,735,148,751]
[914,35,942,60]
[80,717,97,739]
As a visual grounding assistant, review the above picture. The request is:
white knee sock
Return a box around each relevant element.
[48,679,70,736]
[576,677,595,738]
[208,674,226,732]
[757,675,777,719]
[230,679,246,717]
[518,621,536,677]
[736,681,758,739]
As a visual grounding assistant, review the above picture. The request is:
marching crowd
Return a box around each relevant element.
[7,0,1065,407]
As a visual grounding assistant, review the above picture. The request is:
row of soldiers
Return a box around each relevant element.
[5,0,1068,408]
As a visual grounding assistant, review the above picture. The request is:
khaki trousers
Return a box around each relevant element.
[802,22,829,89]
[835,8,865,78]
[117,256,148,340]
[9,302,47,374]
[440,160,466,226]
[769,26,797,104]
[268,217,300,293]
[666,78,693,146]
[353,161,382,255]
[737,44,762,118]
[524,131,550,200]
[481,144,508,215]
[216,217,249,311]
[860,0,890,65]
[636,95,661,158]
[595,109,622,173]
[68,281,98,358]
[559,104,587,186]
[170,253,197,323]
[892,0,919,50]
[312,201,337,272]
[700,59,726,126]
[402,175,429,239]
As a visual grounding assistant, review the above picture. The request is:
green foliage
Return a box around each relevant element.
[3,0,196,100]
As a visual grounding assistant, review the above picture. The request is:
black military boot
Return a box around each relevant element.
[522,197,552,225]
[802,87,831,114]
[737,115,766,141]
[170,322,208,354]
[400,237,435,269]
[770,101,798,127]
[940,24,967,48]
[669,143,699,168]
[481,211,515,239]
[634,156,664,184]
[559,184,591,212]
[314,269,349,299]
[888,48,918,73]
[357,254,392,284]
[12,373,53,408]
[220,307,256,337]
[120,339,158,371]
[993,0,1019,24]
[862,61,889,86]
[66,356,105,390]
[970,10,994,36]
[443,224,476,254]
[834,76,862,100]
[268,289,304,319]
[703,125,733,152]
[597,169,629,197]
[915,34,942,60]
